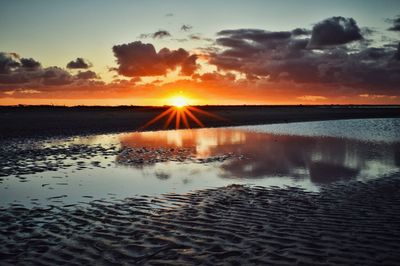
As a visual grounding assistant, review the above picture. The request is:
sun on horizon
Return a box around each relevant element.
[168,95,190,108]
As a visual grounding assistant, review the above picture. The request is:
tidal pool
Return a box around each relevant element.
[1,118,399,207]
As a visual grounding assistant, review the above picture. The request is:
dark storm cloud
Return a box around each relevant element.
[208,16,400,95]
[112,41,198,76]
[181,24,193,31]
[309,16,362,47]
[387,16,400,31]
[66,58,91,69]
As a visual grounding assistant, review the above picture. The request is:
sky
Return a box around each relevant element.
[0,0,400,105]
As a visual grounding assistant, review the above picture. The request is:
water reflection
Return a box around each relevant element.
[2,119,399,208]
[118,128,399,185]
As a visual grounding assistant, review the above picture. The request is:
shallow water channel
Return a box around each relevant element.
[1,118,399,208]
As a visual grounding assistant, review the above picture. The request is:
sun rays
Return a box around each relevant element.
[140,97,228,130]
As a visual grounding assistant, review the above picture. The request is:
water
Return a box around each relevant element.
[0,118,399,208]
[241,118,400,142]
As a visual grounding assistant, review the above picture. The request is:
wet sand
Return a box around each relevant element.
[1,112,399,265]
[1,105,399,139]
[1,175,400,265]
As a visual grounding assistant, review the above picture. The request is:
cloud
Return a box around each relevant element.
[189,34,201,40]
[42,67,74,86]
[292,28,311,36]
[297,95,327,101]
[4,89,41,96]
[359,94,398,99]
[76,70,98,80]
[20,58,41,71]
[0,53,39,84]
[140,30,172,39]
[217,29,292,42]
[210,28,311,78]
[395,42,400,60]
[187,34,212,42]
[152,30,171,39]
[0,52,104,98]
[2,14,400,104]
[0,52,21,74]
[181,24,193,31]
[208,16,400,97]
[165,13,174,17]
[387,16,400,31]
[309,16,362,47]
[66,58,92,69]
[112,41,198,77]
[0,73,29,84]
[180,54,198,76]
[172,38,188,43]
[192,71,236,82]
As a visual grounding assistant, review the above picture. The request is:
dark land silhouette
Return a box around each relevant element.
[1,105,399,139]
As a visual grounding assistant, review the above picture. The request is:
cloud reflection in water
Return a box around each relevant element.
[118,128,399,185]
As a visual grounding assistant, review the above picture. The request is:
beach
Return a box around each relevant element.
[1,175,400,265]
[0,111,400,265]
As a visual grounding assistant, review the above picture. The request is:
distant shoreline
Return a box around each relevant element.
[1,104,400,108]
[1,105,399,139]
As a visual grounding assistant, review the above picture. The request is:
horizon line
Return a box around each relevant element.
[1,104,400,108]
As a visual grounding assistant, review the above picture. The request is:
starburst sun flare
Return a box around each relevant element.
[140,95,227,130]
[169,96,189,108]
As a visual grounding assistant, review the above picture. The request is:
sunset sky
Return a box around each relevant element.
[1,0,400,105]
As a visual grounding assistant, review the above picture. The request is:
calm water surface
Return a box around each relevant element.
[1,118,399,207]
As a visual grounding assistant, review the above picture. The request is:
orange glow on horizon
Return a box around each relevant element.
[168,95,189,108]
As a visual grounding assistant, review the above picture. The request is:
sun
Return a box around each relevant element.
[141,96,227,130]
[169,96,189,108]
[140,94,227,130]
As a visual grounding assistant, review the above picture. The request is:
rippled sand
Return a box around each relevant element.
[1,175,399,265]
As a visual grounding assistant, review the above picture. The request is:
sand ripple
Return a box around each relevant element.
[1,176,400,265]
